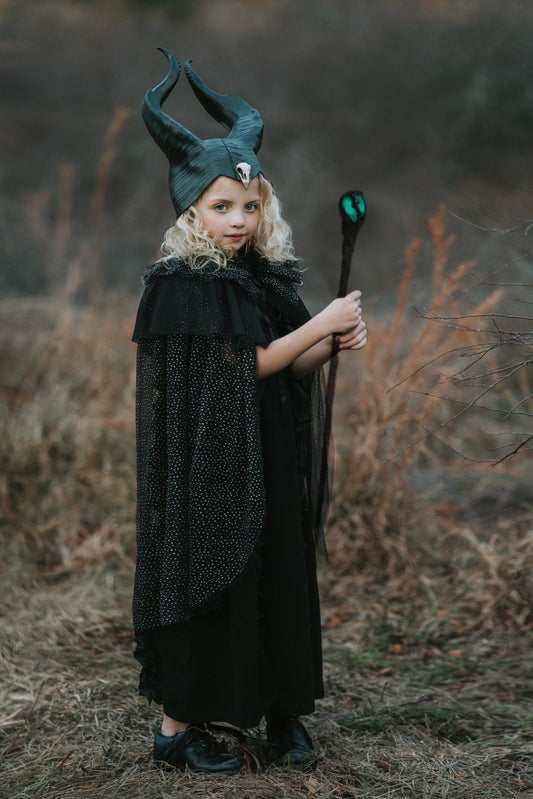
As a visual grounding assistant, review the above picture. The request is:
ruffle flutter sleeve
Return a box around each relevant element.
[132,260,269,349]
[132,263,267,631]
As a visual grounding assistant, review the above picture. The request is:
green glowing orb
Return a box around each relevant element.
[340,191,366,223]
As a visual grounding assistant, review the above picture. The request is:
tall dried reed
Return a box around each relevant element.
[322,206,532,627]
[1,108,136,574]
[0,295,137,572]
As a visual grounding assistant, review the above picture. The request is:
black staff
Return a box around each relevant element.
[315,190,366,531]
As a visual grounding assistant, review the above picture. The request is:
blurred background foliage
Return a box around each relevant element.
[1,0,532,301]
[75,0,204,20]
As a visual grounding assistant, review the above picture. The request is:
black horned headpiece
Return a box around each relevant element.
[142,48,264,217]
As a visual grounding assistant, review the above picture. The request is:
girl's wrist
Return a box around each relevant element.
[313,310,333,341]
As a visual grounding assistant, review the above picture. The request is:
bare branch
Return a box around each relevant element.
[490,435,533,466]
[409,390,533,419]
[508,393,533,414]
[423,311,533,322]
[447,209,532,235]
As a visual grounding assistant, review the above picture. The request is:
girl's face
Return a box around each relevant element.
[195,175,261,254]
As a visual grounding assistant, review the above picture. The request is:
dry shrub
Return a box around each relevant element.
[324,210,474,576]
[322,206,532,628]
[0,106,139,574]
[2,204,531,631]
[441,518,533,632]
[0,294,137,572]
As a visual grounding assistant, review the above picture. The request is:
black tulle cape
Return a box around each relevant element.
[132,254,326,635]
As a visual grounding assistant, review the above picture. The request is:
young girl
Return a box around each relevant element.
[133,49,367,775]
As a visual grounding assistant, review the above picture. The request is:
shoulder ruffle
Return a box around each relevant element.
[142,256,303,301]
[133,259,266,348]
[133,256,304,347]
[141,257,260,300]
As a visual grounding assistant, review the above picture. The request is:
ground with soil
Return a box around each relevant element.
[1,560,532,799]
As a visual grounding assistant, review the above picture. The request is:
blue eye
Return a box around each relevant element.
[245,202,258,212]
[214,203,228,211]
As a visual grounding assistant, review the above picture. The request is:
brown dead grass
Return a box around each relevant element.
[320,207,533,631]
[1,208,531,616]
[1,144,532,794]
[0,294,138,573]
[1,567,532,799]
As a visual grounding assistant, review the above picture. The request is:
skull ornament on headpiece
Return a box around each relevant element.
[142,48,264,216]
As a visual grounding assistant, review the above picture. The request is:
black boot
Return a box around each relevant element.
[266,714,318,770]
[153,724,244,774]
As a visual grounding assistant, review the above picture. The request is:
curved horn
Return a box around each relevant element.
[142,48,204,163]
[184,60,263,154]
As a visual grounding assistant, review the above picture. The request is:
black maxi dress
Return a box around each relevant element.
[132,253,326,729]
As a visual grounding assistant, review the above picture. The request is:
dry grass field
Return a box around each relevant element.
[1,566,532,798]
[1,4,533,793]
[1,212,532,797]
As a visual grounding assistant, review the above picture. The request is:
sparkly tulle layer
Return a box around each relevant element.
[133,253,327,632]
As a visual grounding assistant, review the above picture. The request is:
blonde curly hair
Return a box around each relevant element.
[160,174,296,268]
